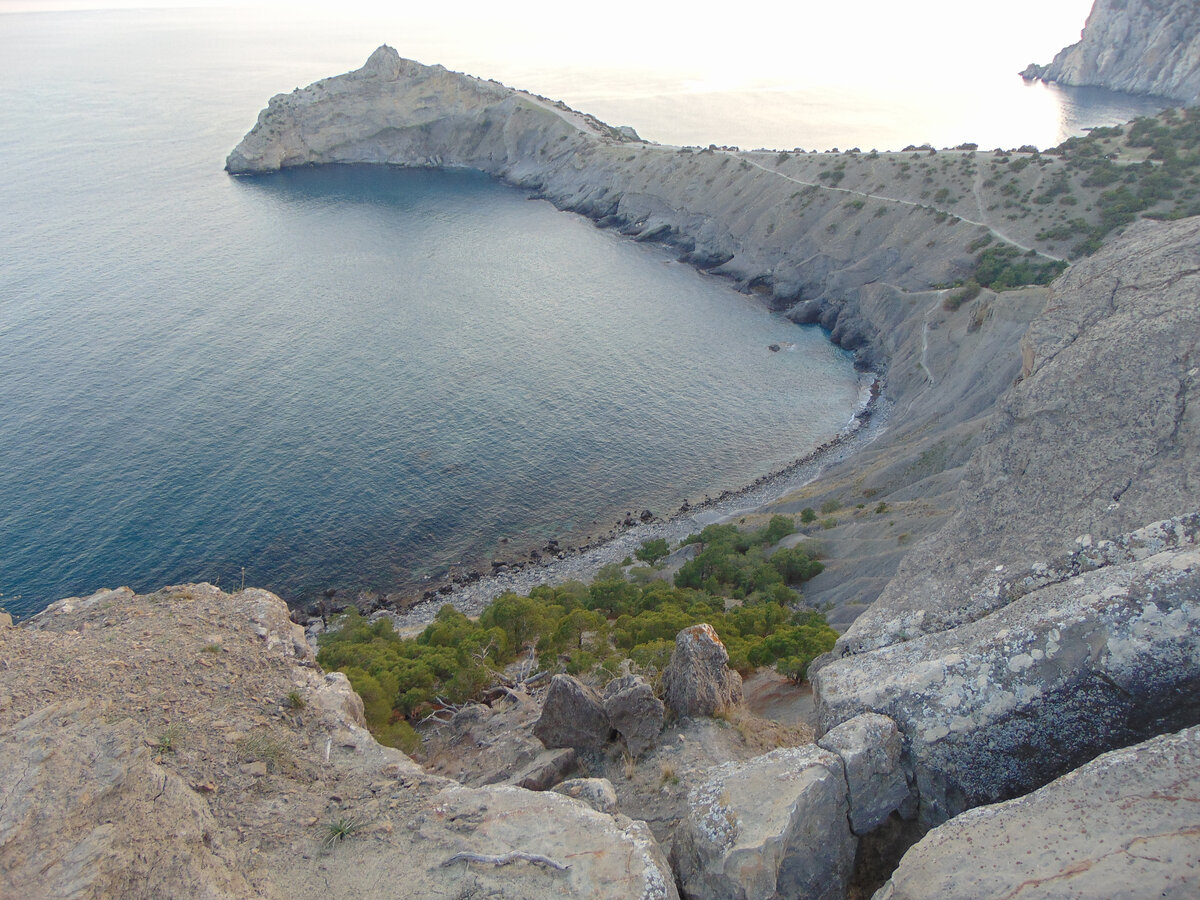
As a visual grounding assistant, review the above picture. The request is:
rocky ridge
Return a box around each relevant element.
[1025,0,1200,104]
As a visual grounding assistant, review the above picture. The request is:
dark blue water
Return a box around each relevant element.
[0,9,1173,618]
[0,12,868,617]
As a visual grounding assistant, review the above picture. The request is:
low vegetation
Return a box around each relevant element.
[318,516,837,747]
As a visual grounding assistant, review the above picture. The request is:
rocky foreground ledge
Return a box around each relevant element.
[0,584,675,899]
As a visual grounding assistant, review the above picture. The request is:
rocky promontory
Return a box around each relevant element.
[1024,0,1200,104]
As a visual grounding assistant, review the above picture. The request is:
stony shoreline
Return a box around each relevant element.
[378,374,886,630]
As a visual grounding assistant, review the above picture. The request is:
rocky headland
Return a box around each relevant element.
[3,26,1199,899]
[1023,0,1200,104]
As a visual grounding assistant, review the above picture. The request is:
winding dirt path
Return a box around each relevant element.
[741,155,1065,262]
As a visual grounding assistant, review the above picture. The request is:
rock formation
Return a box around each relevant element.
[672,746,855,900]
[1025,0,1200,104]
[604,673,666,757]
[812,218,1200,830]
[874,724,1200,899]
[533,673,612,750]
[661,624,744,718]
[0,585,678,899]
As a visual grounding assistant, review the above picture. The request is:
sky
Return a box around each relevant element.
[0,0,1103,148]
[0,0,1098,85]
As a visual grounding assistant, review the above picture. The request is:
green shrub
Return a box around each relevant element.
[635,538,670,564]
[318,519,834,737]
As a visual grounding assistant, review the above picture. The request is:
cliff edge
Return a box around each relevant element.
[1025,0,1200,104]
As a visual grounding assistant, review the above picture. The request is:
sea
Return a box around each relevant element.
[0,6,1171,618]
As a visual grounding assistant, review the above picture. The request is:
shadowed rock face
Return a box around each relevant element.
[1028,0,1200,104]
[875,725,1200,900]
[662,625,744,718]
[838,217,1200,655]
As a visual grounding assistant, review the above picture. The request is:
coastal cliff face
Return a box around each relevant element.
[226,46,1034,371]
[1028,0,1200,103]
[814,216,1200,827]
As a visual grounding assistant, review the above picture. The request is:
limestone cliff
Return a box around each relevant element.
[1026,0,1200,104]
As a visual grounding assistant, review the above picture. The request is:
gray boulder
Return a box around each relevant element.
[603,674,665,757]
[508,747,576,791]
[874,724,1200,899]
[816,538,1200,825]
[672,746,855,900]
[817,713,911,834]
[533,674,611,750]
[552,777,620,815]
[662,624,743,718]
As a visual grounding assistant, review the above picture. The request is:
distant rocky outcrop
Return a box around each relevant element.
[1024,0,1200,104]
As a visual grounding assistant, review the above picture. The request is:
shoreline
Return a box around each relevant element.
[376,372,887,630]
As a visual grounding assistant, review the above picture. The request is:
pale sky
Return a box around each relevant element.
[1,0,1097,82]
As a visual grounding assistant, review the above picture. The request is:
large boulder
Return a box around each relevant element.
[662,624,744,718]
[672,746,855,900]
[816,537,1200,825]
[603,674,665,757]
[817,713,911,834]
[533,674,611,750]
[874,724,1200,899]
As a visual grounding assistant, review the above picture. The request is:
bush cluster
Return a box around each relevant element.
[317,516,836,744]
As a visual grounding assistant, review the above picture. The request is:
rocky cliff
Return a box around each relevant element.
[226,46,1069,372]
[813,216,1200,831]
[1025,0,1200,104]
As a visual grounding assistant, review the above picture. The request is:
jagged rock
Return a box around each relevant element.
[816,539,1200,826]
[509,747,576,791]
[1033,0,1200,104]
[672,746,855,900]
[662,624,743,718]
[603,674,665,757]
[533,674,611,750]
[874,724,1200,899]
[817,713,911,834]
[552,777,620,815]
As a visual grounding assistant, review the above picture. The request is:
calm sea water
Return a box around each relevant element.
[0,9,1171,617]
